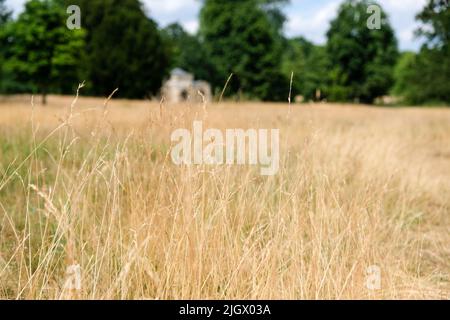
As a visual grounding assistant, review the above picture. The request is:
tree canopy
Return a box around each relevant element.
[0,0,447,106]
[0,0,12,92]
[66,0,170,99]
[282,37,330,101]
[162,23,218,85]
[200,0,288,101]
[326,0,398,103]
[0,0,11,24]
[394,0,450,104]
[3,0,85,103]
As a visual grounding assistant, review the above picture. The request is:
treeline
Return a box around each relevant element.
[0,0,448,105]
[0,0,169,103]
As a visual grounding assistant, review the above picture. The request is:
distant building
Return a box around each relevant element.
[295,95,304,103]
[162,68,212,103]
[375,96,400,105]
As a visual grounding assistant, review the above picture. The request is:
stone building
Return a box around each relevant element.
[161,68,212,103]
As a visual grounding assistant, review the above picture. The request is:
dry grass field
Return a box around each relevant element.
[0,94,449,299]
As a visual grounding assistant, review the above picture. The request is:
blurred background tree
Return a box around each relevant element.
[161,23,219,86]
[0,0,9,22]
[65,0,170,99]
[281,37,330,101]
[326,0,398,103]
[3,0,85,104]
[0,0,447,105]
[0,0,12,93]
[392,51,416,97]
[259,0,289,34]
[393,0,450,104]
[200,0,288,101]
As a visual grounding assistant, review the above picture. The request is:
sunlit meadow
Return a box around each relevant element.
[0,94,449,299]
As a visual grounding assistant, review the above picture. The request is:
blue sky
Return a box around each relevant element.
[6,0,427,51]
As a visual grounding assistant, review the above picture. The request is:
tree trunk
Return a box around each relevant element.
[41,86,47,105]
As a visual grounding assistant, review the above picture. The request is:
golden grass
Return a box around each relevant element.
[0,94,449,299]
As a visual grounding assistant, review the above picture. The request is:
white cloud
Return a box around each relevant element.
[398,26,415,45]
[377,0,427,50]
[5,0,26,14]
[182,19,199,34]
[377,0,427,13]
[286,2,340,43]
[144,0,198,16]
[143,0,200,30]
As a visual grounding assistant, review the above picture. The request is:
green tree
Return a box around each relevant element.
[0,0,10,24]
[259,0,289,34]
[416,0,449,47]
[282,37,330,101]
[392,51,415,96]
[0,0,12,93]
[66,0,170,99]
[396,0,450,104]
[3,0,85,103]
[326,0,398,103]
[200,0,288,101]
[162,23,218,84]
